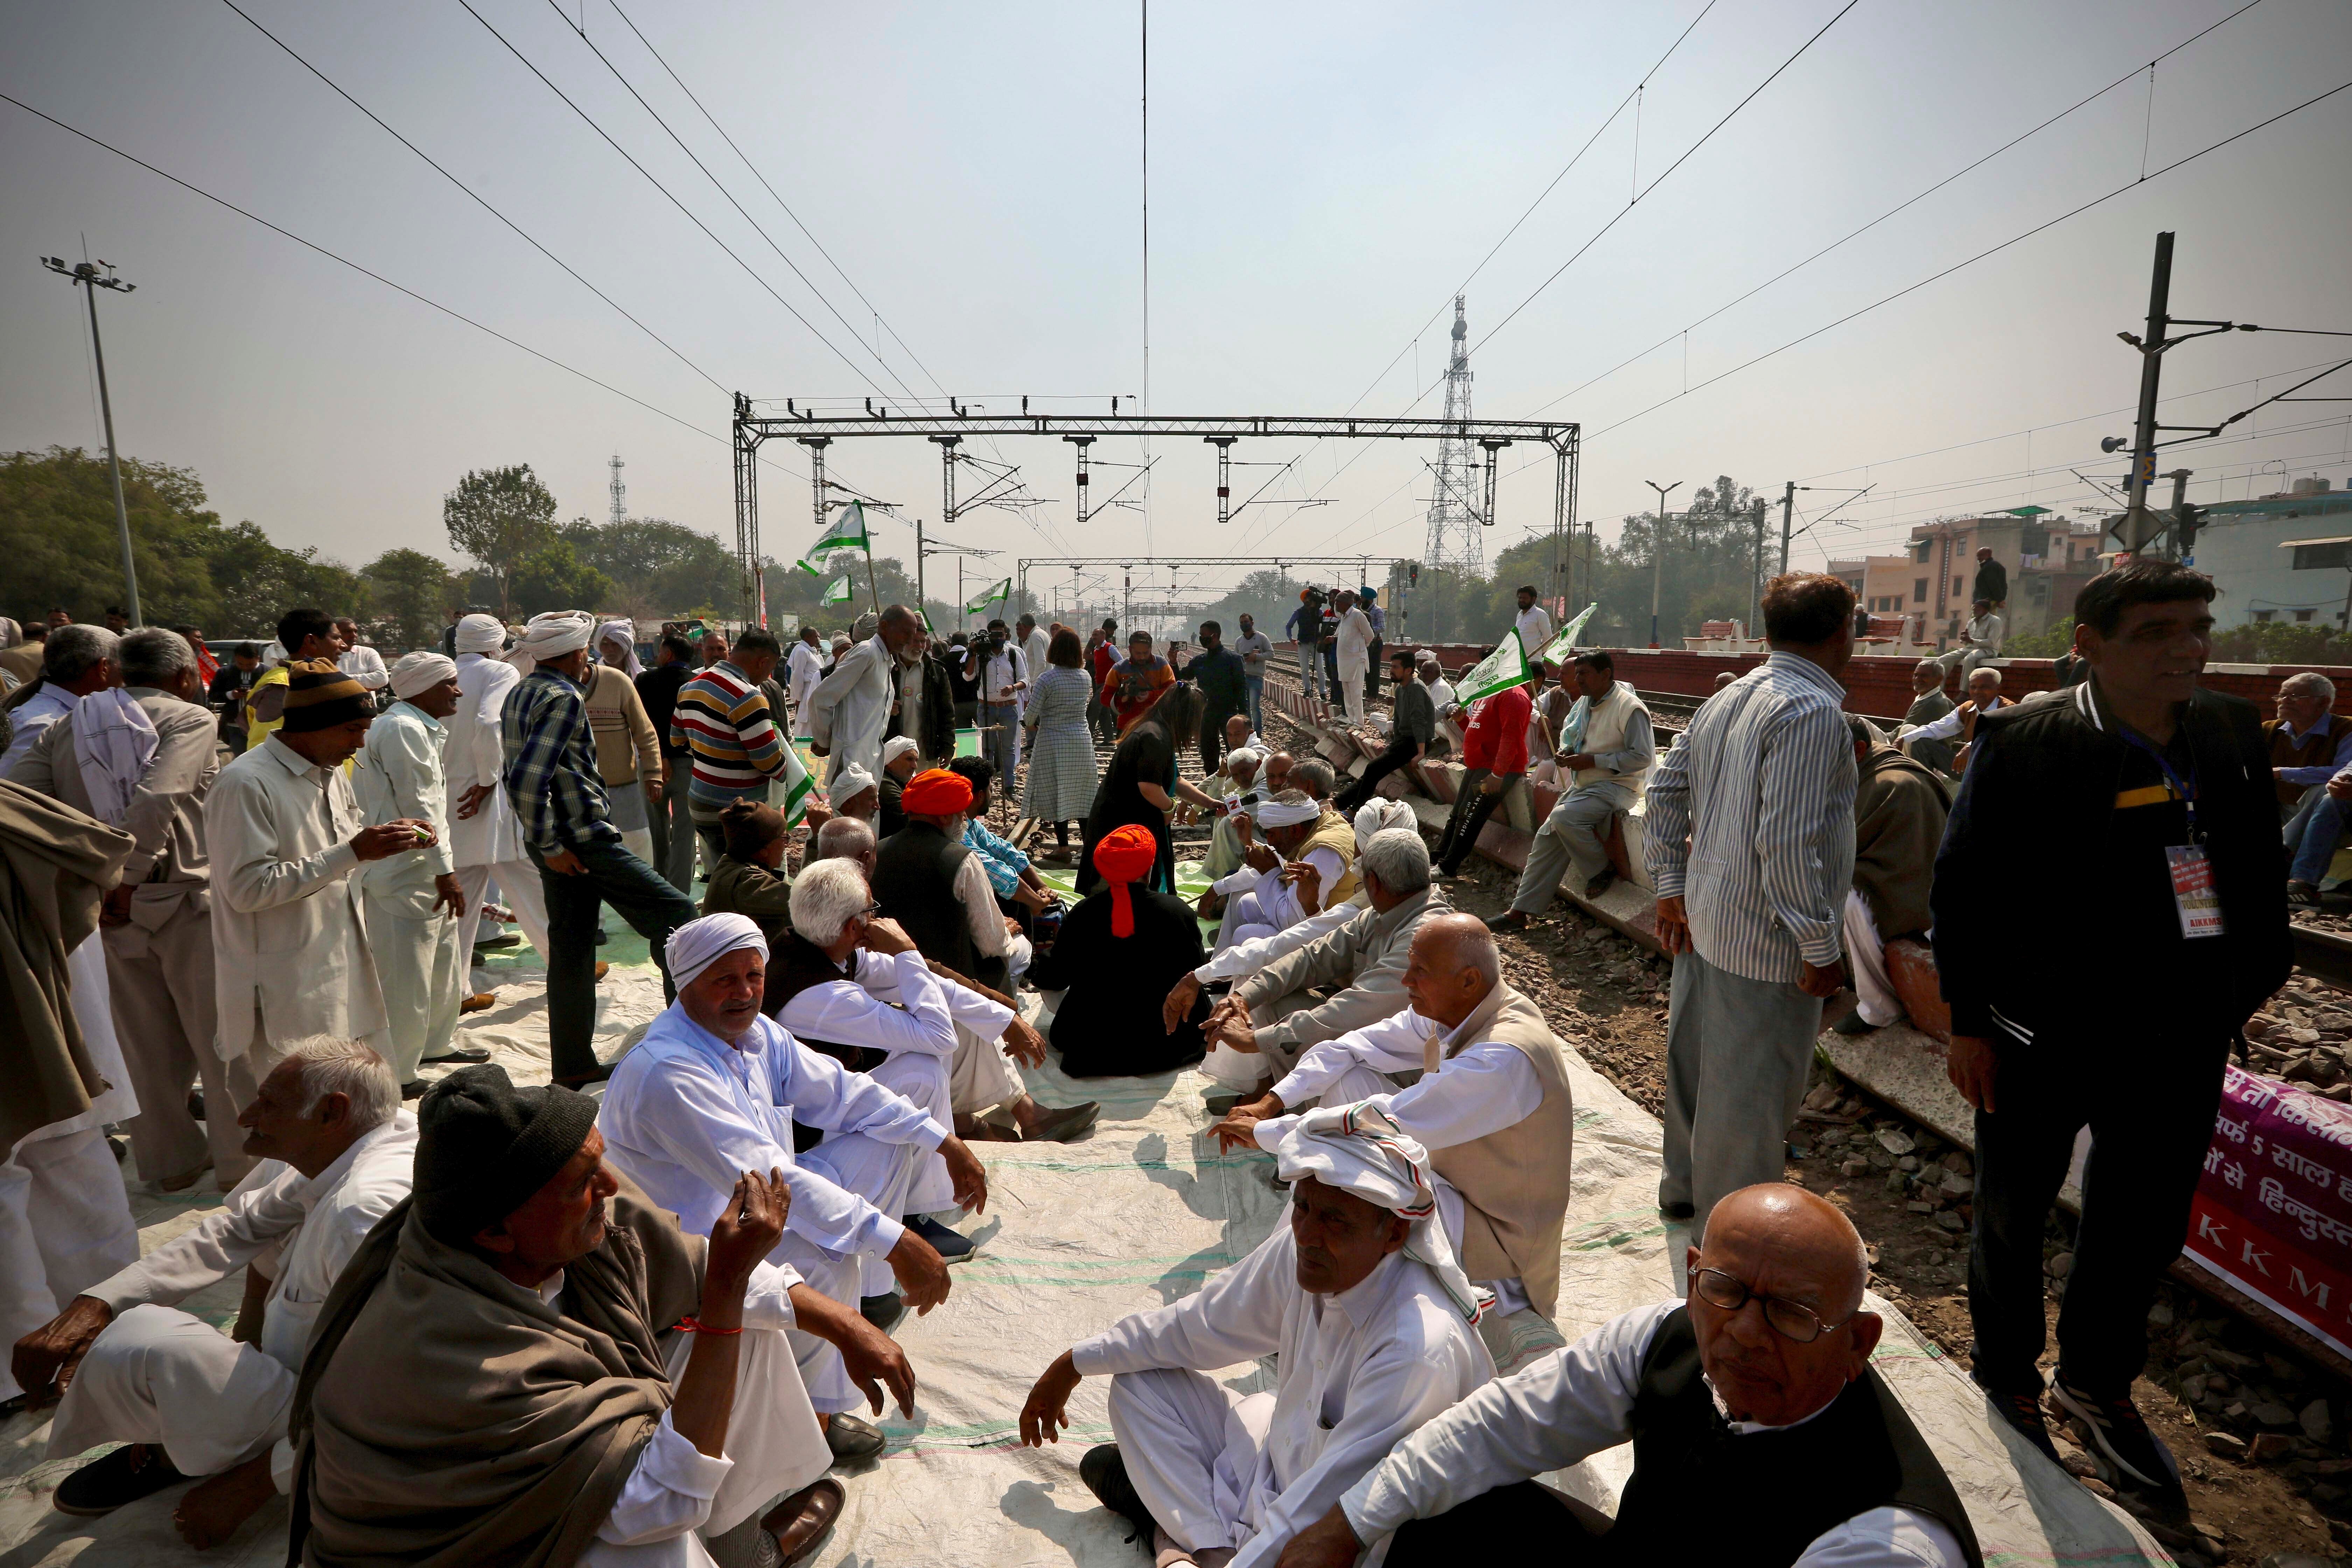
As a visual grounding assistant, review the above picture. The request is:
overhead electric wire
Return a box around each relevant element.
[216,0,727,396]
[455,0,885,393]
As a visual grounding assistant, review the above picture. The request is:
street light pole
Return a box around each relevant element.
[1645,479,1681,649]
[43,256,140,624]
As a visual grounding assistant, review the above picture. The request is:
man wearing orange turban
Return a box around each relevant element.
[1093,824,1157,938]
[872,767,1030,993]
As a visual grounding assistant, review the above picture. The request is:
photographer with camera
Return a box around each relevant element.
[961,620,1030,791]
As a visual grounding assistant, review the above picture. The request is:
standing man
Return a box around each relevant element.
[244,609,344,752]
[1935,561,2287,1492]
[1084,621,1120,746]
[206,662,429,1112]
[1511,586,1553,662]
[1359,588,1386,706]
[354,653,483,1092]
[443,613,552,969]
[333,617,388,703]
[1433,678,1533,878]
[636,631,700,895]
[1180,621,1248,777]
[811,604,922,785]
[786,623,825,738]
[1016,612,1051,697]
[1645,573,1857,1235]
[501,612,699,1087]
[1233,611,1272,733]
[672,627,792,873]
[1494,650,1654,925]
[1288,589,1326,703]
[10,629,237,1191]
[1970,545,2008,611]
[1333,592,1375,727]
[963,620,1029,789]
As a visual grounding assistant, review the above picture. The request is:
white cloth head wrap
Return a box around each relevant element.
[1253,795,1323,829]
[454,614,507,655]
[72,687,159,827]
[827,762,877,809]
[1276,1102,1485,1324]
[389,651,458,700]
[595,619,643,678]
[1352,797,1418,851]
[663,912,769,990]
[517,611,597,662]
[881,735,920,768]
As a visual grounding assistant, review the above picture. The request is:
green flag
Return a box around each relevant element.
[813,499,871,555]
[774,741,814,828]
[791,558,822,578]
[1531,602,1601,667]
[966,576,1011,615]
[822,575,852,605]
[1456,629,1535,706]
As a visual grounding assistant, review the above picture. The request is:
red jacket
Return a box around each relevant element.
[1462,684,1532,774]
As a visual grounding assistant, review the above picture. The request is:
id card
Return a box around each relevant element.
[2167,844,2225,939]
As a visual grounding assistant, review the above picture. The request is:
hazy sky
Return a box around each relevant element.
[4,0,2347,613]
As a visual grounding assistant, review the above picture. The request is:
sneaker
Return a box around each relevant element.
[860,1293,905,1333]
[906,1214,976,1263]
[54,1443,187,1516]
[2047,1376,2183,1500]
[1978,1380,2062,1467]
[823,1413,886,1463]
[1079,1444,1159,1547]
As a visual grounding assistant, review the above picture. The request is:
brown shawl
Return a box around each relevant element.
[287,1186,706,1568]
[0,780,133,1150]
[1853,742,1952,942]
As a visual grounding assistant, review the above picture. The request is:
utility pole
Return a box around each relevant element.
[42,255,140,624]
[1749,497,1766,638]
[1778,480,1795,576]
[2120,233,2175,552]
[1645,479,1681,648]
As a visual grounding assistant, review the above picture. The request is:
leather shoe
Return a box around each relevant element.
[1021,1101,1099,1143]
[905,1214,976,1262]
[761,1477,845,1565]
[1079,1444,1158,1545]
[421,1044,492,1065]
[401,1079,429,1100]
[1489,910,1531,933]
[824,1412,886,1462]
[552,1061,615,1091]
[54,1443,186,1517]
[460,992,498,1014]
[860,1293,905,1333]
[593,961,611,982]
[1584,868,1618,898]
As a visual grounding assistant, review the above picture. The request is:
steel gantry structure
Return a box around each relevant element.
[728,394,1579,624]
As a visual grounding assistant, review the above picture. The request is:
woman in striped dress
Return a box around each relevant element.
[1023,629,1098,852]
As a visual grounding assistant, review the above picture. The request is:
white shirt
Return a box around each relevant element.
[808,634,894,782]
[1341,1300,1968,1568]
[775,947,1011,1062]
[1196,896,1364,983]
[353,701,455,901]
[785,640,824,708]
[1899,695,2006,746]
[955,851,1014,957]
[87,1112,422,1491]
[0,684,78,778]
[1961,612,2003,652]
[1072,1228,1494,1568]
[972,642,1029,706]
[1335,608,1375,671]
[338,644,391,692]
[443,651,527,867]
[599,1003,947,1263]
[1514,603,1554,656]
[1259,1008,1544,1158]
[1020,629,1052,690]
[204,735,387,1061]
[1422,678,1456,714]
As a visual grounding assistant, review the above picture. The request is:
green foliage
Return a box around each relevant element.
[0,447,240,629]
[201,521,363,640]
[443,465,558,616]
[509,539,616,619]
[362,548,456,653]
[2002,616,2075,658]
[1573,475,1773,648]
[2212,620,2352,666]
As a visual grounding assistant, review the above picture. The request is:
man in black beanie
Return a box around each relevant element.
[291,1065,880,1567]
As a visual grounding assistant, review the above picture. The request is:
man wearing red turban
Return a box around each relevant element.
[872,767,1030,994]
[1094,824,1157,938]
[1029,825,1212,1077]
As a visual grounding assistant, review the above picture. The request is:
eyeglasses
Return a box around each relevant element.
[1688,1266,1856,1345]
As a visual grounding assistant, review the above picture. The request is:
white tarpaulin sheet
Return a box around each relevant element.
[1,953,2169,1566]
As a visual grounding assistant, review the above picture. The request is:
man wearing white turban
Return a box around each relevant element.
[442,612,553,977]
[826,762,878,821]
[355,653,486,1088]
[1206,790,1357,951]
[1020,1104,1494,1568]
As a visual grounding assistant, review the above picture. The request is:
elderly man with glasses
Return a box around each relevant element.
[1281,1184,1984,1568]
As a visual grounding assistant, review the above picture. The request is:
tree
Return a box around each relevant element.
[0,447,238,628]
[363,548,456,652]
[199,522,365,639]
[509,539,616,618]
[560,516,740,619]
[443,465,558,616]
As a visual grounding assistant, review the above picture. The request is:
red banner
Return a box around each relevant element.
[2184,1066,2352,1361]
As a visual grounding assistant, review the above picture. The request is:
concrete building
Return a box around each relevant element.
[2168,479,2352,630]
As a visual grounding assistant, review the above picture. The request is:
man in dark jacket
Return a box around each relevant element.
[1178,621,1249,775]
[1932,560,2288,1498]
[1970,546,2008,609]
[635,633,698,894]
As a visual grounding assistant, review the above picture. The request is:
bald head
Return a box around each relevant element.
[814,814,877,874]
[1264,751,1294,791]
[1402,912,1500,1029]
[1688,1184,1881,1426]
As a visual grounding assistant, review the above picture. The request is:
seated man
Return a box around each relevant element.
[1282,1185,1983,1568]
[946,755,1054,918]
[1019,1105,1494,1568]
[813,811,878,876]
[15,1041,414,1548]
[1030,826,1212,1078]
[1935,598,2003,678]
[1900,660,1958,775]
[874,767,1030,989]
[701,797,793,948]
[772,860,1092,1256]
[878,734,919,835]
[292,1064,849,1568]
[600,913,974,1460]
[1836,717,1952,1036]
[2287,765,2352,905]
[1198,746,1265,887]
[1899,665,2005,774]
[1496,651,1654,924]
[1197,828,1450,1105]
[1211,912,1576,1317]
[826,762,879,824]
[1209,790,1360,950]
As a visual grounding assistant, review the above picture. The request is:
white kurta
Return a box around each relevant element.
[443,651,527,869]
[806,634,894,784]
[337,644,391,692]
[1339,1300,1970,1568]
[1071,1227,1493,1568]
[1513,603,1554,657]
[785,641,824,739]
[355,702,464,1079]
[50,1113,420,1488]
[203,736,389,1068]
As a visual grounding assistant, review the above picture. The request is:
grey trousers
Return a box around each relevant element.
[104,900,247,1189]
[648,764,697,894]
[1510,782,1636,914]
[1660,948,1823,1235]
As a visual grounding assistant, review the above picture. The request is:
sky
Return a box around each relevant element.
[3,0,2348,621]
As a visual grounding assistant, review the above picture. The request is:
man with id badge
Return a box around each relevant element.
[1931,561,2287,1507]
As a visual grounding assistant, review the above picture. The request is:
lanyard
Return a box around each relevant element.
[2119,727,2201,842]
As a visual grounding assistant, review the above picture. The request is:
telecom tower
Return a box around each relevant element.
[1421,296,1480,577]
[608,454,626,526]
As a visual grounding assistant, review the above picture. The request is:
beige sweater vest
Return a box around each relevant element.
[1422,980,1578,1317]
[1290,810,1362,910]
[1569,682,1652,793]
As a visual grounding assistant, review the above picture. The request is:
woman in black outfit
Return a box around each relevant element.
[1076,682,1220,896]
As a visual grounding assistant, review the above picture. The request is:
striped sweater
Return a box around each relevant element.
[668,661,785,817]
